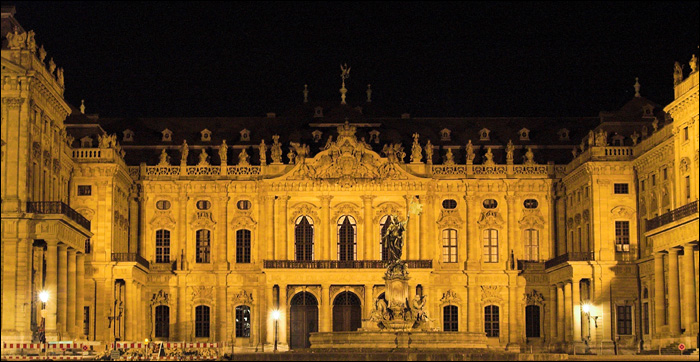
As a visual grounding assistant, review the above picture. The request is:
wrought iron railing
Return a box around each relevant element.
[646,200,698,231]
[111,253,150,269]
[27,201,91,230]
[263,260,432,269]
[544,252,595,269]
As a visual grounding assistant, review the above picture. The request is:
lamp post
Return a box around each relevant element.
[271,310,280,353]
[39,291,49,357]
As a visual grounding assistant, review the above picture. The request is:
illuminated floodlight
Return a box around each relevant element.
[39,291,50,303]
[272,309,281,320]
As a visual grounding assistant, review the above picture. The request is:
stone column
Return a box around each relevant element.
[557,284,565,342]
[177,277,187,340]
[1,240,17,337]
[423,194,436,261]
[126,281,136,340]
[75,253,85,339]
[320,284,331,332]
[405,195,418,260]
[550,285,558,341]
[364,285,374,320]
[361,196,375,260]
[683,243,697,330]
[667,248,681,336]
[572,279,581,342]
[505,194,516,269]
[467,275,479,333]
[67,249,77,338]
[279,196,290,260]
[45,241,59,340]
[278,285,288,348]
[321,196,333,260]
[654,252,666,332]
[274,196,284,260]
[216,276,226,342]
[266,286,274,345]
[265,196,275,261]
[57,244,68,338]
[564,282,572,342]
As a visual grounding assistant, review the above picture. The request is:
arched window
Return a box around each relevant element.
[195,305,210,338]
[483,229,498,263]
[196,230,210,263]
[379,215,393,261]
[155,229,170,263]
[154,305,169,338]
[442,229,457,263]
[525,305,540,337]
[295,216,314,261]
[235,305,251,338]
[236,229,251,263]
[337,216,357,261]
[485,305,499,337]
[443,305,458,331]
[524,229,538,261]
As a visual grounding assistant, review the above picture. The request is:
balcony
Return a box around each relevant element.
[646,200,698,231]
[263,260,432,269]
[27,201,91,230]
[111,253,150,269]
[544,252,595,269]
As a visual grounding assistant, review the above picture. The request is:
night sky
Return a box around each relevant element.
[10,1,700,118]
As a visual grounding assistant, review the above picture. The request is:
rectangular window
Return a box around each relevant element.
[524,229,539,261]
[663,168,668,180]
[196,230,211,263]
[585,187,589,198]
[615,221,630,252]
[640,180,645,192]
[642,302,649,335]
[443,305,458,332]
[684,126,689,141]
[652,174,656,186]
[83,306,90,337]
[442,229,458,263]
[613,183,629,194]
[686,176,691,201]
[235,306,251,337]
[236,229,251,263]
[483,229,498,263]
[485,305,500,337]
[155,230,170,263]
[616,305,632,335]
[195,305,210,338]
[78,185,92,196]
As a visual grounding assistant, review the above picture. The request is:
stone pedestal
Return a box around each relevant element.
[310,331,488,349]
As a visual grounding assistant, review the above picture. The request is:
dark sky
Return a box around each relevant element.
[11,1,700,118]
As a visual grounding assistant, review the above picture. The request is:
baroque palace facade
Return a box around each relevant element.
[1,8,698,354]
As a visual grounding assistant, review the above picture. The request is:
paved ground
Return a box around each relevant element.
[568,356,696,361]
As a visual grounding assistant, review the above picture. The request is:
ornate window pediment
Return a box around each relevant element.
[231,214,257,230]
[523,290,545,306]
[369,129,380,144]
[150,289,171,306]
[231,290,254,306]
[477,210,504,229]
[518,209,544,229]
[332,202,362,224]
[558,128,570,141]
[190,211,216,229]
[289,202,321,224]
[80,136,93,148]
[481,285,503,303]
[436,209,464,229]
[373,202,405,223]
[150,210,176,229]
[440,289,461,305]
[610,205,635,219]
[75,207,96,221]
[189,286,214,304]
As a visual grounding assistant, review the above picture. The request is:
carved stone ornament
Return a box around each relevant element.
[232,290,254,306]
[477,210,505,229]
[330,285,365,303]
[610,205,635,219]
[230,214,257,230]
[436,209,464,229]
[75,207,96,221]
[680,157,690,173]
[582,209,590,222]
[32,142,41,159]
[150,290,170,306]
[481,285,503,303]
[440,289,461,305]
[566,217,574,229]
[523,290,545,306]
[518,209,545,229]
[332,202,363,224]
[190,286,214,303]
[574,213,582,225]
[150,211,176,229]
[190,211,216,229]
[289,202,321,224]
[373,202,405,223]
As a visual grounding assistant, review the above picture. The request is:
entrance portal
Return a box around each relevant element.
[333,291,362,332]
[289,292,318,349]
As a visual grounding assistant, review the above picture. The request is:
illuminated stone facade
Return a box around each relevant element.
[1,8,697,354]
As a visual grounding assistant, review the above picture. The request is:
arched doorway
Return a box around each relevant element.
[289,292,318,349]
[333,291,362,331]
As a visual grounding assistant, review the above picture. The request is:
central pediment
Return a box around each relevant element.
[274,122,421,186]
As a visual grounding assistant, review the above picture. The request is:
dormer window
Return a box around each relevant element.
[312,130,323,143]
[314,106,324,118]
[519,128,530,141]
[240,129,250,142]
[612,134,624,146]
[201,129,212,142]
[440,128,451,141]
[479,128,490,141]
[642,104,654,118]
[558,128,570,141]
[162,129,173,142]
[123,129,134,142]
[80,136,93,148]
[369,129,380,144]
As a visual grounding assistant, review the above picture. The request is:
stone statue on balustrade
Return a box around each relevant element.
[219,140,228,165]
[410,133,423,163]
[505,140,514,163]
[197,149,209,166]
[483,147,495,165]
[158,149,170,166]
[523,147,536,165]
[238,148,250,166]
[424,140,433,164]
[444,148,455,165]
[259,139,267,165]
[180,140,189,165]
[690,54,698,74]
[287,147,296,165]
[595,129,608,147]
[270,135,282,164]
[674,61,684,85]
[465,140,475,163]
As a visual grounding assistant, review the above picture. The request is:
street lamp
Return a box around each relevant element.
[39,291,49,344]
[271,310,280,353]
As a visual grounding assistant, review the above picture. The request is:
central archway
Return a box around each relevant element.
[289,292,318,349]
[333,291,362,332]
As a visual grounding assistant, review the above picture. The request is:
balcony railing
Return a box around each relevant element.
[263,260,433,269]
[544,252,595,269]
[111,253,150,269]
[517,260,545,271]
[646,200,698,231]
[27,201,91,230]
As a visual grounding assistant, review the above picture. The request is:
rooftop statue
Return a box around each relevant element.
[523,147,536,165]
[238,148,250,166]
[259,139,267,165]
[424,140,433,164]
[483,147,495,165]
[219,140,228,164]
[198,149,209,166]
[158,149,170,166]
[466,140,475,163]
[505,140,514,162]
[690,54,698,74]
[180,140,189,164]
[270,135,282,164]
[674,61,684,85]
[444,148,455,165]
[410,133,422,163]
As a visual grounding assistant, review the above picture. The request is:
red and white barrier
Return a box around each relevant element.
[111,341,219,349]
[111,342,143,349]
[1,357,86,360]
[2,343,45,349]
